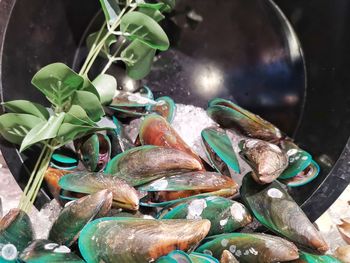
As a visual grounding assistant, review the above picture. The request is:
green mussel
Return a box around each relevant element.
[158,196,251,236]
[74,133,111,172]
[239,138,288,184]
[280,160,320,187]
[241,173,328,253]
[19,239,84,262]
[288,251,341,262]
[58,172,139,211]
[139,172,239,207]
[196,233,299,262]
[207,98,283,142]
[105,145,203,186]
[139,114,203,168]
[78,217,211,262]
[279,141,312,180]
[201,127,240,175]
[150,96,176,123]
[48,190,113,247]
[0,209,34,254]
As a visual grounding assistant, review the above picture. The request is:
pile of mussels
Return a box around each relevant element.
[0,86,341,262]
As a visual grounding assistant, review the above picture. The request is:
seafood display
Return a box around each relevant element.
[0,88,326,262]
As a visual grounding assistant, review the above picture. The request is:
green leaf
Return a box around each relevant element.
[99,0,121,25]
[71,90,104,122]
[92,74,117,105]
[158,0,175,12]
[64,105,96,126]
[80,75,101,100]
[20,112,66,152]
[31,63,84,108]
[2,100,50,120]
[121,39,156,80]
[138,7,165,22]
[56,123,107,146]
[0,113,45,145]
[138,3,166,10]
[120,11,169,51]
[86,30,117,59]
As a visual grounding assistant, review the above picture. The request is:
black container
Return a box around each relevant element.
[0,0,349,222]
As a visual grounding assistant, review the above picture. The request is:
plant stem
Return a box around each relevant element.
[19,142,54,213]
[79,4,137,76]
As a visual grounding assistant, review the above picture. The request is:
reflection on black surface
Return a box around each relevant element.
[142,0,306,135]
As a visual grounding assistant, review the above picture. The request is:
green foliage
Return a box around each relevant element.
[86,29,117,59]
[92,74,117,105]
[2,100,49,120]
[99,0,121,25]
[0,113,44,145]
[121,11,169,51]
[121,39,156,80]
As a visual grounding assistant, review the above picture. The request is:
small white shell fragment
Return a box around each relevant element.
[186,199,207,219]
[267,188,284,199]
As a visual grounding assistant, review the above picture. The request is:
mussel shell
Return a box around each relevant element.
[0,209,34,253]
[139,172,238,207]
[280,160,320,187]
[207,98,282,142]
[50,148,79,170]
[220,250,239,263]
[151,96,176,123]
[156,250,192,263]
[19,239,84,262]
[334,245,350,263]
[201,127,240,175]
[196,233,299,262]
[48,190,113,247]
[158,196,251,236]
[279,141,312,179]
[107,116,134,158]
[78,217,211,263]
[139,115,203,167]
[288,251,342,262]
[58,172,139,211]
[105,145,203,186]
[75,133,111,172]
[190,252,219,263]
[240,173,328,254]
[239,139,288,184]
[44,168,70,200]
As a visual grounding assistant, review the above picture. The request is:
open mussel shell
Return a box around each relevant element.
[336,217,350,244]
[44,168,70,200]
[74,133,111,172]
[78,217,211,263]
[196,233,299,262]
[50,148,79,170]
[201,127,240,175]
[107,116,134,158]
[58,172,139,211]
[279,141,312,179]
[48,190,113,247]
[280,160,320,187]
[109,86,155,118]
[105,145,203,186]
[239,138,288,184]
[158,196,251,236]
[139,114,203,167]
[0,209,34,254]
[19,239,84,262]
[240,173,328,254]
[288,251,342,262]
[139,171,239,207]
[335,245,350,263]
[150,96,176,123]
[207,98,283,142]
[220,250,238,263]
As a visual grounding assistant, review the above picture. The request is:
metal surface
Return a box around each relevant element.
[0,0,349,221]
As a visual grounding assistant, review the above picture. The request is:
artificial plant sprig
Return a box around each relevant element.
[0,0,174,212]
